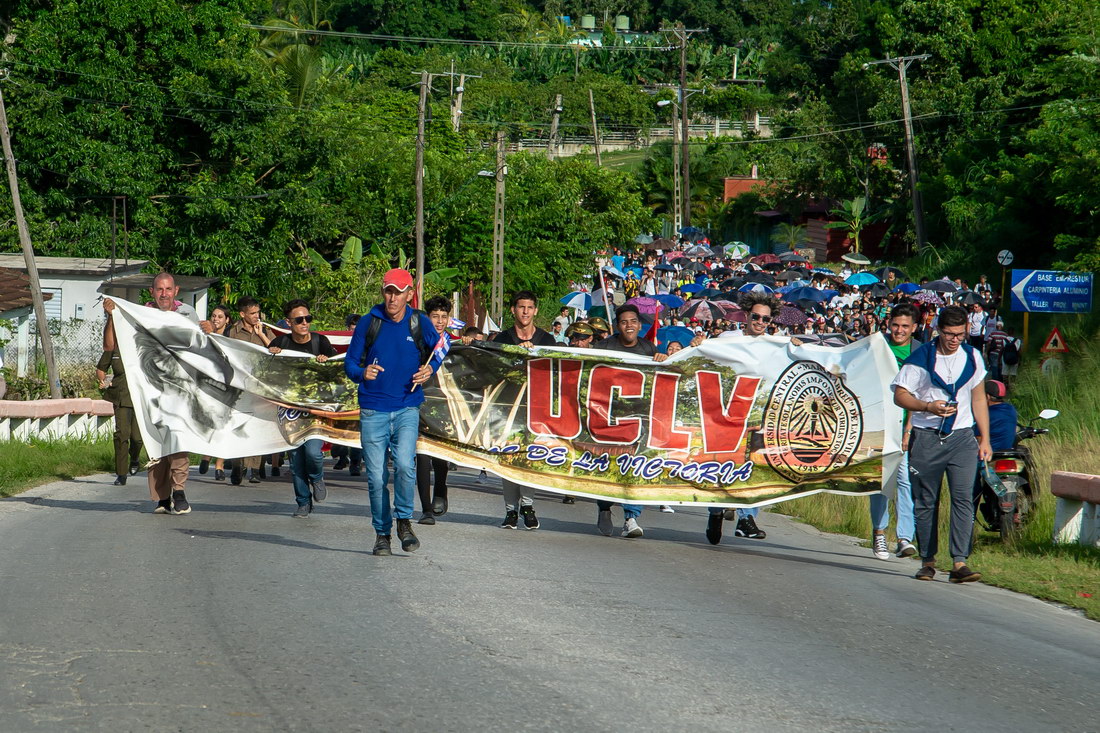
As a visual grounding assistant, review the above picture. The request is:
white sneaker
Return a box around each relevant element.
[622,517,644,538]
[872,533,890,560]
[597,510,613,536]
[895,539,917,558]
[659,505,675,513]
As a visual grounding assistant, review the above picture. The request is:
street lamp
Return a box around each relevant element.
[656,100,682,235]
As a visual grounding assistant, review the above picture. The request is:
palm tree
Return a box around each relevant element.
[771,222,808,251]
[825,197,882,254]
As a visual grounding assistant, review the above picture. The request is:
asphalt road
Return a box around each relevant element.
[0,465,1097,733]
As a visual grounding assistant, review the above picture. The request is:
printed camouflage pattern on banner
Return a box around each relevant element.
[110,298,903,508]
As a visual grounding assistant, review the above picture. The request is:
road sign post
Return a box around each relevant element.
[997,249,1013,310]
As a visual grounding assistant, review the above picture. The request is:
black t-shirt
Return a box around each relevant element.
[595,335,657,356]
[270,332,337,357]
[492,326,558,346]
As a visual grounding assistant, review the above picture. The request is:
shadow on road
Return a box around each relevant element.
[172,527,375,555]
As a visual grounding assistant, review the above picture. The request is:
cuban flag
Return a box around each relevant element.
[428,331,452,369]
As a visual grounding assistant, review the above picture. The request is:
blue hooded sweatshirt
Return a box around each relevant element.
[344,304,440,412]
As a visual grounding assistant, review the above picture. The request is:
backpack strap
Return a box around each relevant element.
[358,314,384,369]
[358,309,432,368]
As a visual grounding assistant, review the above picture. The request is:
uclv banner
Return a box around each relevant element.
[111,299,902,509]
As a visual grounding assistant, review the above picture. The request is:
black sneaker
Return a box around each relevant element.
[735,515,766,539]
[311,478,327,504]
[230,462,243,485]
[349,464,362,476]
[170,491,191,515]
[521,506,540,530]
[397,519,420,552]
[706,513,723,545]
[129,461,140,476]
[198,459,209,474]
[418,512,436,525]
[373,535,392,556]
[154,498,172,514]
[292,503,311,518]
[431,496,448,516]
[113,475,127,486]
[562,496,576,504]
[258,463,267,479]
[248,468,261,484]
[501,511,519,529]
[948,565,981,584]
[214,469,225,481]
[271,466,280,477]
[333,456,349,471]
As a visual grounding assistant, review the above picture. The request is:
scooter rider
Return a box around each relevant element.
[979,380,1018,452]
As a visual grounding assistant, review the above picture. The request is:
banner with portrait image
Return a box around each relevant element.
[111,298,902,508]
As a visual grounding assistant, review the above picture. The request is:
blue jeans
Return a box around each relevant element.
[289,439,325,507]
[709,507,758,518]
[869,452,915,538]
[360,407,420,534]
[596,500,643,519]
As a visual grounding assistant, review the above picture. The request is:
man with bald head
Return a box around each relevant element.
[104,272,207,515]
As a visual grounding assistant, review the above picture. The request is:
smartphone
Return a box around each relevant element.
[945,399,958,409]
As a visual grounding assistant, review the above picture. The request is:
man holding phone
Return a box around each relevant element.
[890,306,992,583]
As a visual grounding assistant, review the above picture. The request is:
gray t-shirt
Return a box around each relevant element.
[595,335,657,357]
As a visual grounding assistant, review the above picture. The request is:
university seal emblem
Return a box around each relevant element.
[761,360,863,482]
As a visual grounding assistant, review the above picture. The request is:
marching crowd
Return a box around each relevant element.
[95,237,1022,579]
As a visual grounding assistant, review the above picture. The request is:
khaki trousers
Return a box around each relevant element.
[148,453,190,501]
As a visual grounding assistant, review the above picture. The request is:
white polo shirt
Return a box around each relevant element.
[890,346,986,430]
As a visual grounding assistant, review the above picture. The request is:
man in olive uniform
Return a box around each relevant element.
[227,296,274,484]
[96,349,143,486]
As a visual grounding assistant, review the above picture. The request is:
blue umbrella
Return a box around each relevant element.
[781,287,834,303]
[679,283,703,294]
[560,291,591,310]
[659,325,696,353]
[603,266,626,280]
[738,283,775,294]
[679,226,705,235]
[654,263,677,272]
[653,294,685,308]
[845,272,880,286]
[894,282,920,294]
[626,266,644,278]
[812,267,836,276]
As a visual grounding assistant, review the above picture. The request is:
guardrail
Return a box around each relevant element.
[1051,471,1100,547]
[0,399,115,442]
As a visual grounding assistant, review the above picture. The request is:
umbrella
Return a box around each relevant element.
[812,267,837,276]
[684,244,712,257]
[956,290,986,306]
[793,299,827,314]
[845,272,880,286]
[603,265,626,279]
[762,262,786,272]
[686,261,709,272]
[913,291,944,305]
[696,288,724,298]
[711,267,734,278]
[724,242,751,259]
[627,296,664,314]
[625,266,644,278]
[741,262,762,272]
[778,252,809,263]
[651,237,676,249]
[775,305,812,327]
[679,283,703,294]
[777,270,806,282]
[860,282,892,298]
[679,226,705,236]
[739,283,775,294]
[719,278,743,290]
[751,253,780,265]
[653,294,684,309]
[654,263,677,272]
[841,252,871,265]
[659,325,696,349]
[634,233,654,245]
[679,300,724,322]
[921,279,959,293]
[744,271,777,285]
[710,293,738,302]
[781,287,832,303]
[874,266,907,280]
[893,282,920,294]
[560,291,592,310]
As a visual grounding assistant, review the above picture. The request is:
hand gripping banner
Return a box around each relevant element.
[111,299,902,508]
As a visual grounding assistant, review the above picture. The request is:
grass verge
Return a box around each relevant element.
[0,438,115,497]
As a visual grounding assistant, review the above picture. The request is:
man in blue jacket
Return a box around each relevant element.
[345,269,440,556]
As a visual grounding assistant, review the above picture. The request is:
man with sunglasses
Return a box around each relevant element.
[705,292,776,545]
[268,299,337,517]
[891,305,991,583]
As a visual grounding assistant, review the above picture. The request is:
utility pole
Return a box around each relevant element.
[661,24,705,228]
[863,53,930,251]
[414,70,429,306]
[588,89,601,166]
[547,94,563,161]
[0,77,62,399]
[491,130,506,323]
[451,73,465,133]
[671,112,682,234]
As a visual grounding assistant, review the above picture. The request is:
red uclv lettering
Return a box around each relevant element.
[648,372,692,451]
[586,365,646,444]
[526,358,583,439]
[696,371,762,454]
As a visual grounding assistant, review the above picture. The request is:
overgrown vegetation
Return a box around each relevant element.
[0,437,114,496]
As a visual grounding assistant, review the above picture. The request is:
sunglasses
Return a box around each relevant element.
[291,315,314,325]
[750,313,773,323]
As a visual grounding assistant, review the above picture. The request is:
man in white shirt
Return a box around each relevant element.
[890,305,992,583]
[967,303,987,349]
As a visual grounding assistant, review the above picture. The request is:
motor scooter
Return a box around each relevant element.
[974,409,1058,541]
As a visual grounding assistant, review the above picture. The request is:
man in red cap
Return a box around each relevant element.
[345,269,442,556]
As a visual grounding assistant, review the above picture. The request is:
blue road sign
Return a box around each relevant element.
[1009,270,1094,313]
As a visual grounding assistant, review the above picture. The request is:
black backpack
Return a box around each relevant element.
[1002,339,1020,366]
[357,309,432,368]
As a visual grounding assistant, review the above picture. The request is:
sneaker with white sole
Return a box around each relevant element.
[895,539,917,558]
[622,517,644,538]
[659,505,675,513]
[597,510,613,536]
[734,515,765,539]
[872,533,890,560]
